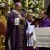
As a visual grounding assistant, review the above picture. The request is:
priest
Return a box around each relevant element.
[5,2,27,50]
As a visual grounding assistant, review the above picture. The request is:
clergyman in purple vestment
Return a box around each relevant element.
[5,2,27,50]
[39,10,50,27]
[38,10,50,50]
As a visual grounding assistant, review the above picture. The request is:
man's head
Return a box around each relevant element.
[15,2,22,11]
[39,10,47,18]
[27,12,33,21]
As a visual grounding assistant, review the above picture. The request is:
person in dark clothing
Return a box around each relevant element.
[5,2,27,50]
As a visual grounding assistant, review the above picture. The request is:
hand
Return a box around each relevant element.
[19,15,25,21]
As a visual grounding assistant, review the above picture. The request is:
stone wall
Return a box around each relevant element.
[44,0,50,10]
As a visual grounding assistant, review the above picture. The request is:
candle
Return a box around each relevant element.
[8,0,11,5]
[0,0,2,2]
[26,0,28,8]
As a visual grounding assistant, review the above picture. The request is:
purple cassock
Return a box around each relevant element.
[39,17,50,27]
[5,10,27,50]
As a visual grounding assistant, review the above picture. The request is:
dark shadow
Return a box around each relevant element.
[47,3,50,18]
[13,0,20,3]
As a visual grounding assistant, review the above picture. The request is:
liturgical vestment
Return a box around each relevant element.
[5,10,27,50]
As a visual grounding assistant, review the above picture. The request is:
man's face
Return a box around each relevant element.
[17,3,22,11]
[39,11,45,18]
[18,5,22,10]
[27,14,33,21]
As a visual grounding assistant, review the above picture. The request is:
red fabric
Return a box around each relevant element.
[27,47,34,50]
[0,22,6,36]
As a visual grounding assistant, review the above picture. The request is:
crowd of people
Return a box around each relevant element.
[2,2,50,50]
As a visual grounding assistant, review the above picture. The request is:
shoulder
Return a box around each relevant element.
[46,17,50,21]
[45,18,50,23]
[8,10,18,17]
[8,11,14,17]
